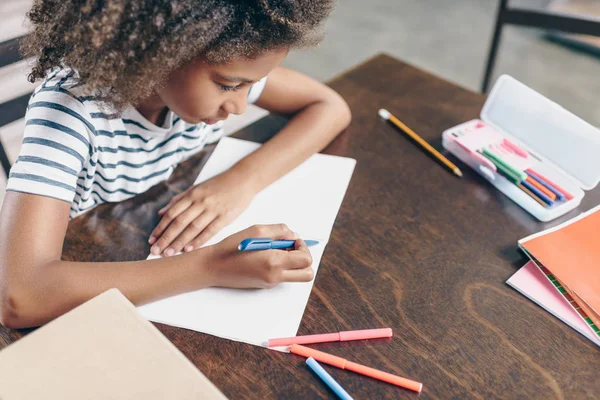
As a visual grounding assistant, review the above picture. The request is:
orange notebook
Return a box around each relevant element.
[519,205,600,320]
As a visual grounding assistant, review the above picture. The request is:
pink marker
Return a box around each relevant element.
[502,138,528,158]
[268,328,393,347]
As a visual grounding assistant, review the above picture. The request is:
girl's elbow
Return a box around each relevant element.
[328,91,351,130]
[0,287,26,329]
[0,271,38,329]
[338,97,352,129]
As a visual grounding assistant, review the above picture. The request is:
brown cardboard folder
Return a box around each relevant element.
[0,289,227,399]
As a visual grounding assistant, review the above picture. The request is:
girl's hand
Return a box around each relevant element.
[202,224,314,288]
[149,171,257,256]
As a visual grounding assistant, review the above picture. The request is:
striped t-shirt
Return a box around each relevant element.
[6,68,267,218]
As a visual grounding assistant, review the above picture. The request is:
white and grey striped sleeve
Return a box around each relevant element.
[6,90,93,204]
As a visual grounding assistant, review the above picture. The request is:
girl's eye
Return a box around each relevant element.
[219,83,238,92]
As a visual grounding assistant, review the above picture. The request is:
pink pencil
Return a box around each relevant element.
[268,328,393,347]
[502,138,529,158]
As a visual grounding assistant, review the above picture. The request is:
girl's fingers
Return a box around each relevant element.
[281,267,315,282]
[283,239,313,270]
[150,198,194,245]
[150,203,199,255]
[245,224,298,241]
[158,191,188,216]
[169,212,215,254]
[185,216,227,251]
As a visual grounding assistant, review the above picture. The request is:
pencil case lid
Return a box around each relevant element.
[481,75,600,190]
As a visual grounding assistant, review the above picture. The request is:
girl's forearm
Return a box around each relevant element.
[228,97,351,193]
[2,250,209,328]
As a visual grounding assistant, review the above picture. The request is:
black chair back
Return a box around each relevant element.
[0,35,31,176]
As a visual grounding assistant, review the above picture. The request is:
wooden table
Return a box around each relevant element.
[1,54,598,399]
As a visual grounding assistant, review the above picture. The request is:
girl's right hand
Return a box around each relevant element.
[202,224,315,289]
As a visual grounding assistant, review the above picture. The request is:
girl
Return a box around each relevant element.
[0,0,350,329]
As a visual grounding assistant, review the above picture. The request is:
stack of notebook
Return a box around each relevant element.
[507,204,600,347]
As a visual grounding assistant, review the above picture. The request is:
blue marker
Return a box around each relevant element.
[306,357,354,400]
[238,238,320,252]
[526,172,566,201]
[521,179,554,206]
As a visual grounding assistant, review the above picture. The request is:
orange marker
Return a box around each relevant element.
[525,176,556,201]
[290,344,423,393]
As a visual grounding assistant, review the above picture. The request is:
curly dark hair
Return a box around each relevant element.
[22,0,334,110]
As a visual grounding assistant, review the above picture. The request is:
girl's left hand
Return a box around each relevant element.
[149,171,256,256]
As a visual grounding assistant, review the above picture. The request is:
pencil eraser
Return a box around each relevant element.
[378,109,390,120]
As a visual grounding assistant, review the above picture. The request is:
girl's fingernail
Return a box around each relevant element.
[148,236,156,245]
[150,245,160,255]
[184,245,193,252]
[165,248,175,257]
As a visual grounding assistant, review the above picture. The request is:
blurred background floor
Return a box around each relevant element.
[1,0,599,205]
[283,0,599,126]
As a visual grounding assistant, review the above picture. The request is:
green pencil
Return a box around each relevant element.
[481,148,527,181]
[479,149,549,206]
[479,151,522,184]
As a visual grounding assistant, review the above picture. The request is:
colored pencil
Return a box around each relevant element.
[306,358,354,400]
[526,169,573,200]
[291,344,423,393]
[527,171,565,201]
[521,179,554,206]
[518,183,547,207]
[525,176,557,201]
[481,148,527,181]
[502,138,528,158]
[379,109,462,177]
[480,151,521,184]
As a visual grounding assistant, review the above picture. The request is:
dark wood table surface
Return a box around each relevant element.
[1,54,599,399]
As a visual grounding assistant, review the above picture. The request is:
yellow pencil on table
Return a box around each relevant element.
[378,109,463,177]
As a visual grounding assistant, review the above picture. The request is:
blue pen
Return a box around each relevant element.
[306,357,354,400]
[238,238,320,252]
[521,179,554,206]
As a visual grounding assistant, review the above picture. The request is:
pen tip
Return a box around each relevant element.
[378,109,390,120]
[455,169,463,177]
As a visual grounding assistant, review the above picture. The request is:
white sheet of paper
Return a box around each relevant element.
[138,137,356,351]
